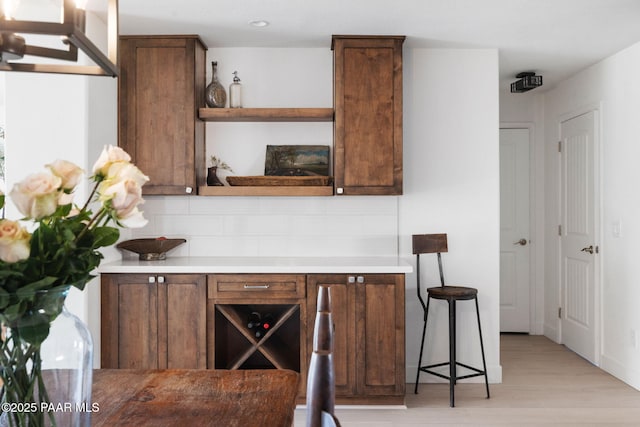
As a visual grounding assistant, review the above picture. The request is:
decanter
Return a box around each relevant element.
[205,61,226,108]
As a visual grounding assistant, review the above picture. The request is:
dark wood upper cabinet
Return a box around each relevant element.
[119,35,207,195]
[332,35,405,195]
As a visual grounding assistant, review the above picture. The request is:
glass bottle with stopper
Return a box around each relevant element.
[229,71,242,108]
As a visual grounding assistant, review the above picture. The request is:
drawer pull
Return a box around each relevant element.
[243,284,270,289]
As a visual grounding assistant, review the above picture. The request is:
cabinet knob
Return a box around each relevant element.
[336,187,344,194]
[357,276,364,283]
[185,187,193,194]
[348,276,356,283]
[157,276,165,283]
[148,276,155,283]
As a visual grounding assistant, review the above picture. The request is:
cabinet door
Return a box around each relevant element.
[101,274,159,369]
[119,36,207,195]
[307,274,356,396]
[332,36,405,195]
[158,274,207,369]
[307,275,356,396]
[355,274,405,397]
[101,273,207,369]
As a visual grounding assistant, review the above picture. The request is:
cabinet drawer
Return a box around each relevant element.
[208,274,306,299]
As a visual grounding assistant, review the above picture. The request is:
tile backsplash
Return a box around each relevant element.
[130,196,400,258]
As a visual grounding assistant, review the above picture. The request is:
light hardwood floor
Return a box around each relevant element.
[294,334,640,426]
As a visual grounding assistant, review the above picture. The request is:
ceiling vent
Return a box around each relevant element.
[510,72,543,93]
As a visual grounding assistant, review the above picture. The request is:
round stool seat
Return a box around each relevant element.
[427,285,478,300]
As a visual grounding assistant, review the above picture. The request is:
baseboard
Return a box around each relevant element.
[600,354,640,391]
[543,323,560,343]
[531,320,545,335]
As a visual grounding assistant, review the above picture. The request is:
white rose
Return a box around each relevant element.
[0,219,31,263]
[116,207,148,228]
[58,191,75,207]
[105,162,149,188]
[46,159,84,191]
[99,179,148,228]
[92,145,132,177]
[10,172,62,219]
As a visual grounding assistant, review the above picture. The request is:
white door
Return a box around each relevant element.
[560,110,599,365]
[500,128,531,332]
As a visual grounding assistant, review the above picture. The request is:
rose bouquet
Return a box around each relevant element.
[0,145,148,427]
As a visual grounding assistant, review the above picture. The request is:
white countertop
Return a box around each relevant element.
[98,256,413,274]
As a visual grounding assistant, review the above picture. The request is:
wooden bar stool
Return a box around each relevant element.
[413,233,490,407]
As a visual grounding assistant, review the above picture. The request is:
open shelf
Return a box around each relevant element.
[199,107,334,122]
[198,108,334,196]
[214,304,301,371]
[198,185,334,197]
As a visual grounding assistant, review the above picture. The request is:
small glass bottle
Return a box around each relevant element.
[205,61,226,108]
[229,71,242,108]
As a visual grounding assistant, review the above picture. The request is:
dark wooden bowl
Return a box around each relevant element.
[116,238,186,260]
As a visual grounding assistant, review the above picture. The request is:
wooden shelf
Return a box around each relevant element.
[198,186,334,197]
[198,107,334,122]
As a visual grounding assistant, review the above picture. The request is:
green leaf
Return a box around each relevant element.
[92,226,120,248]
[0,287,9,309]
[2,301,26,324]
[16,311,51,345]
[57,203,72,217]
[16,277,58,300]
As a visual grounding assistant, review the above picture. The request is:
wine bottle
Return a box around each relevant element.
[255,327,264,339]
[247,311,261,329]
[261,314,274,331]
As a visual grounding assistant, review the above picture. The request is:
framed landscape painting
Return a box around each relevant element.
[265,145,330,176]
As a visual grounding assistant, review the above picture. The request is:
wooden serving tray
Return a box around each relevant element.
[226,176,332,186]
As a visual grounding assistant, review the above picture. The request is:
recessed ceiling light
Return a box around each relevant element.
[249,20,269,28]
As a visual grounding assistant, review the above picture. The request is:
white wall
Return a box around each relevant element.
[543,40,640,389]
[399,48,501,382]
[4,71,116,367]
[4,43,501,381]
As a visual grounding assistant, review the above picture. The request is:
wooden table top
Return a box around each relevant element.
[91,369,300,427]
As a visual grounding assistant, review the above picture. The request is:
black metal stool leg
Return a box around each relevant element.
[415,296,431,394]
[448,298,456,407]
[475,296,490,398]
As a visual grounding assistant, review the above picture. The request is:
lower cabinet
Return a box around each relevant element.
[307,274,406,404]
[206,274,308,396]
[101,271,404,404]
[101,273,207,369]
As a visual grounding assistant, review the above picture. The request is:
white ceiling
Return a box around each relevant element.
[111,0,640,92]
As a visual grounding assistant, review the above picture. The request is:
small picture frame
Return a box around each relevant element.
[265,145,330,176]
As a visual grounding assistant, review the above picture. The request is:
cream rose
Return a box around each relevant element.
[99,179,148,228]
[46,159,84,191]
[10,172,62,219]
[0,219,31,263]
[104,162,149,188]
[92,145,132,177]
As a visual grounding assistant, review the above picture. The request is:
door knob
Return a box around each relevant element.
[513,238,527,246]
[581,245,594,254]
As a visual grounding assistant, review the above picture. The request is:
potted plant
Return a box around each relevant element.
[207,155,234,186]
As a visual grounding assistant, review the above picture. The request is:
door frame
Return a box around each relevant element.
[499,122,540,334]
[556,105,602,364]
